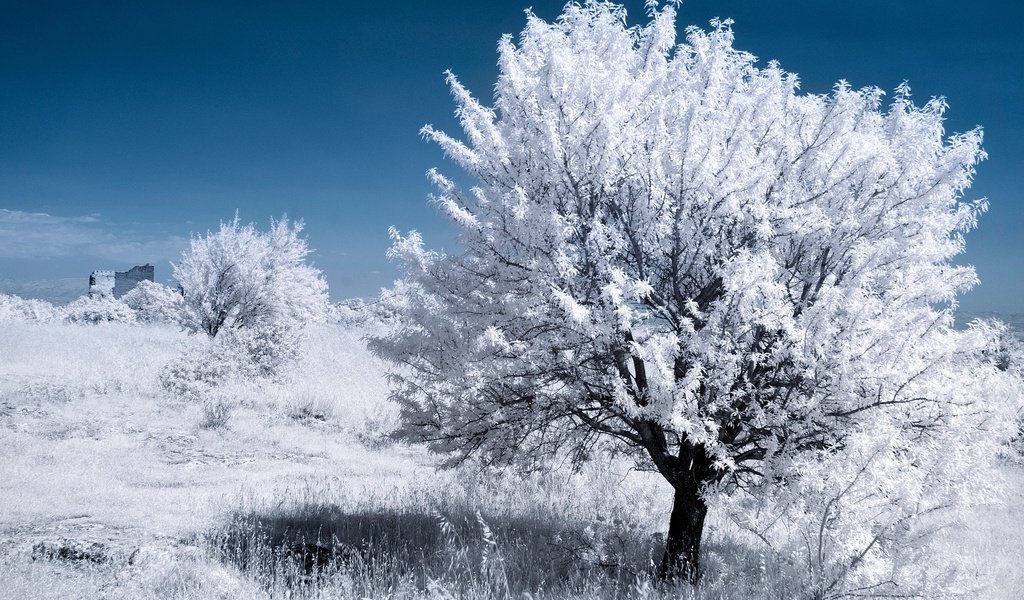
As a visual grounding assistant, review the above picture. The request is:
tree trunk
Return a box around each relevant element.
[658,477,708,584]
[634,418,714,584]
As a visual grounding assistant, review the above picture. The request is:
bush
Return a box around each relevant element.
[122,280,184,324]
[717,399,1017,599]
[284,389,335,423]
[199,396,233,430]
[980,320,1024,461]
[219,323,303,381]
[0,294,63,323]
[63,295,137,324]
[160,324,302,404]
[159,337,241,403]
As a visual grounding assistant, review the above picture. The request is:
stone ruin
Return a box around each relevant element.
[88,264,155,299]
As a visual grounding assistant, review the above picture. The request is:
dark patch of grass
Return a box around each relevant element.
[205,502,660,596]
[31,539,113,565]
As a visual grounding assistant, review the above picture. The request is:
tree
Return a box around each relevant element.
[370,2,1019,583]
[174,215,328,337]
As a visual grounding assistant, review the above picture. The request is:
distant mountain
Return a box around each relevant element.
[0,278,86,305]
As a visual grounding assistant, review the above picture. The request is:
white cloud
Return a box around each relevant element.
[0,209,187,262]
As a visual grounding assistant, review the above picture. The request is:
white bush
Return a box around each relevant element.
[159,336,242,403]
[219,322,303,380]
[988,322,1024,460]
[159,324,301,403]
[122,280,184,324]
[63,295,137,324]
[0,294,63,323]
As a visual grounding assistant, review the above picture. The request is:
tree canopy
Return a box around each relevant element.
[370,1,1020,584]
[174,215,328,337]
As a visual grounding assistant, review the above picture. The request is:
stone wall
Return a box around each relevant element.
[113,265,155,298]
[89,265,155,299]
[88,270,115,298]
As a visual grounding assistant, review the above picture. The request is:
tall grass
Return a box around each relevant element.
[1,320,184,395]
[196,465,818,600]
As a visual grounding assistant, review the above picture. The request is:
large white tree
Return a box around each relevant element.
[370,2,1019,584]
[174,215,328,337]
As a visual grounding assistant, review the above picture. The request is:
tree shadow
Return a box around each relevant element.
[207,503,660,593]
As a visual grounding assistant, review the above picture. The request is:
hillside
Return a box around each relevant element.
[0,321,679,599]
[0,320,1021,599]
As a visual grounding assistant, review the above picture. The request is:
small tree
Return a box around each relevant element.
[371,2,1020,584]
[174,215,328,337]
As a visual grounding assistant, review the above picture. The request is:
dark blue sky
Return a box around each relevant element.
[1,1,1021,312]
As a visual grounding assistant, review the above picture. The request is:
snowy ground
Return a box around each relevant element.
[0,321,1021,599]
[0,323,414,529]
[0,323,427,597]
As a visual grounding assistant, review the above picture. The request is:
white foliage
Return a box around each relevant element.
[173,215,329,337]
[122,280,185,324]
[721,321,1022,597]
[159,334,243,402]
[0,294,63,323]
[370,0,1021,587]
[158,322,302,404]
[63,295,137,324]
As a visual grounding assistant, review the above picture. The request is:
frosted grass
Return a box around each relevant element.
[0,319,1021,599]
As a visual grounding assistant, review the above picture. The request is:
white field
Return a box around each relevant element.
[0,321,1021,599]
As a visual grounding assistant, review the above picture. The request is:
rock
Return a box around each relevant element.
[32,539,111,564]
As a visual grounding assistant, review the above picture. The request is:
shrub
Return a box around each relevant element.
[285,389,335,423]
[63,295,137,324]
[159,337,241,403]
[122,280,184,324]
[199,396,233,430]
[0,293,63,323]
[160,325,302,404]
[219,323,303,381]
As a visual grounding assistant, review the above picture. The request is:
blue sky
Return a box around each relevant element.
[1,0,1021,312]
